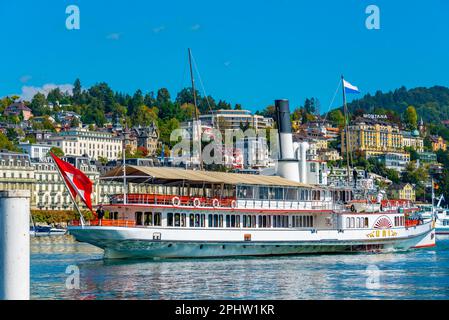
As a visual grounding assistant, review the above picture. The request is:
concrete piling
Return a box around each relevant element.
[0,190,31,300]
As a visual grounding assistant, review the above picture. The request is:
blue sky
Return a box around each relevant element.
[1,0,449,112]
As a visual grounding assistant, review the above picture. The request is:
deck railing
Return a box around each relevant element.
[70,219,136,227]
[109,194,237,208]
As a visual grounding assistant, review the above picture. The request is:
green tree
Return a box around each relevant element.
[328,109,346,128]
[0,132,19,151]
[132,105,158,126]
[156,88,171,106]
[47,88,63,104]
[49,146,64,157]
[403,106,418,129]
[159,117,180,146]
[73,78,82,105]
[30,93,49,116]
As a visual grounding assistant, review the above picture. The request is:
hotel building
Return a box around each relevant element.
[46,128,123,160]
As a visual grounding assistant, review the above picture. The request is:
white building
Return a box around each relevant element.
[46,128,123,160]
[198,109,274,131]
[32,156,101,211]
[236,136,272,169]
[19,142,53,161]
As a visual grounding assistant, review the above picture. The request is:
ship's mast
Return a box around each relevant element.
[188,48,203,170]
[342,75,352,183]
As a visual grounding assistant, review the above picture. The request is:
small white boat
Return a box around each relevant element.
[30,226,67,237]
[435,209,449,235]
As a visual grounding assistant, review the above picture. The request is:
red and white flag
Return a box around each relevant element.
[50,152,93,211]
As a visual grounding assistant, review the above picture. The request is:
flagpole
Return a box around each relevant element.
[122,130,127,205]
[342,75,351,183]
[53,158,86,227]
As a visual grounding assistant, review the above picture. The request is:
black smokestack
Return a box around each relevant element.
[275,99,292,134]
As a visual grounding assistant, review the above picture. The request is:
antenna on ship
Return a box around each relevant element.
[188,48,203,170]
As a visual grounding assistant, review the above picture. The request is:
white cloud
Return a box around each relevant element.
[106,32,122,40]
[18,83,74,101]
[152,25,165,34]
[20,75,32,83]
[191,24,201,31]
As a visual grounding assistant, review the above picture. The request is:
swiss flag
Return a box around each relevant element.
[50,152,94,211]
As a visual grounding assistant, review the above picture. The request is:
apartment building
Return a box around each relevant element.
[46,128,123,160]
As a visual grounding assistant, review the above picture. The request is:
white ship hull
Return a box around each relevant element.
[69,221,435,259]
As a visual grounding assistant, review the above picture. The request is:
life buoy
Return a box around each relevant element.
[350,205,356,212]
[193,198,201,207]
[212,198,220,208]
[172,196,181,207]
[230,200,237,209]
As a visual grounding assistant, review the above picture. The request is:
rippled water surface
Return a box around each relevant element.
[31,235,449,300]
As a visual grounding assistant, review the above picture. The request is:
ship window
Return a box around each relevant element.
[208,214,213,228]
[190,214,194,227]
[135,212,143,226]
[350,217,355,228]
[310,216,314,228]
[267,215,271,228]
[181,214,186,227]
[237,186,254,199]
[284,216,289,227]
[174,213,181,227]
[213,214,219,228]
[271,187,284,200]
[154,212,161,226]
[200,214,205,227]
[195,214,200,227]
[285,188,298,201]
[365,218,369,228]
[346,217,351,228]
[259,187,269,200]
[231,215,236,227]
[262,216,267,228]
[144,212,152,226]
[219,215,224,228]
[243,215,248,228]
[236,215,240,228]
[226,215,230,228]
[167,213,173,227]
[258,216,262,228]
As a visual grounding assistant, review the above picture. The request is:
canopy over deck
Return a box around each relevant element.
[102,165,313,188]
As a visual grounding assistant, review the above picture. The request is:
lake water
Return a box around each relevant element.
[30,235,449,300]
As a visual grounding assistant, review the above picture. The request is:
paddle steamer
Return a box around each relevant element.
[68,99,435,258]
